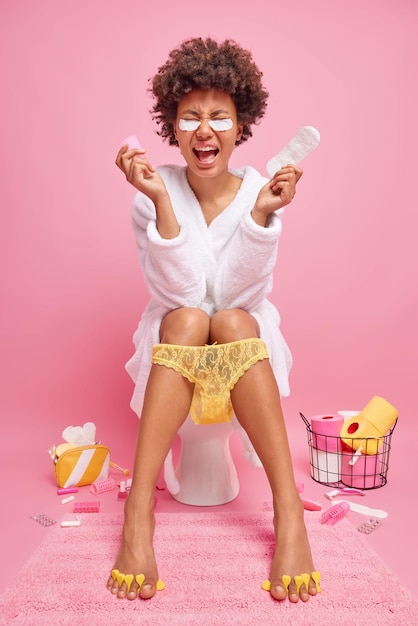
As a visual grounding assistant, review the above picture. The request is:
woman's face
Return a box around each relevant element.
[174,88,243,179]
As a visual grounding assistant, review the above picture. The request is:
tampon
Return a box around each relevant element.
[61,520,81,527]
[57,487,79,495]
[61,495,75,505]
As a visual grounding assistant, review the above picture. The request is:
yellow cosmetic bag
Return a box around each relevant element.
[53,443,110,488]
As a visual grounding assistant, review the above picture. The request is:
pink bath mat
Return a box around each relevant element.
[1,512,417,625]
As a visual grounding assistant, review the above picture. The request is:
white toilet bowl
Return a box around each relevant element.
[164,416,240,506]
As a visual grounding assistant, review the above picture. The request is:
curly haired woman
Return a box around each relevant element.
[109,37,319,603]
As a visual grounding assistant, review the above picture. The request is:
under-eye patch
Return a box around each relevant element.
[178,118,233,132]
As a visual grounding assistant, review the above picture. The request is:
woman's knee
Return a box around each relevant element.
[160,307,211,345]
[210,309,260,343]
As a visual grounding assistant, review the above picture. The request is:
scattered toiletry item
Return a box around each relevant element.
[325,487,365,500]
[61,495,75,505]
[61,519,81,528]
[31,513,56,527]
[57,487,79,495]
[301,499,322,511]
[73,501,100,513]
[333,500,388,519]
[110,462,130,475]
[320,501,350,525]
[90,477,115,495]
[357,517,383,534]
[118,480,128,500]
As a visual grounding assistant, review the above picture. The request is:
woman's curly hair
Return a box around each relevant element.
[149,37,269,146]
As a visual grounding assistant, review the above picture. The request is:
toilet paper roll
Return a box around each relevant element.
[360,396,398,433]
[311,450,341,484]
[341,451,383,489]
[311,414,344,452]
[340,396,398,455]
[337,410,361,421]
[339,419,382,455]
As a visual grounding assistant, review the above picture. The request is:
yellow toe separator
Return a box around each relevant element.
[294,575,304,595]
[135,574,145,590]
[301,573,310,592]
[282,575,291,594]
[124,574,134,593]
[111,571,165,594]
[135,573,165,593]
[111,568,119,582]
[261,575,291,594]
[262,572,321,595]
[312,571,321,593]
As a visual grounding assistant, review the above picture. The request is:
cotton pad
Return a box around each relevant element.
[266,126,320,178]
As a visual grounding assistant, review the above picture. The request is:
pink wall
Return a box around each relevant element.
[1,0,417,456]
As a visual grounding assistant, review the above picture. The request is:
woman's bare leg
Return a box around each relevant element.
[107,307,210,599]
[210,309,317,603]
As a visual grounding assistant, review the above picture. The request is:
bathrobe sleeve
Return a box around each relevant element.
[213,209,283,311]
[131,193,206,309]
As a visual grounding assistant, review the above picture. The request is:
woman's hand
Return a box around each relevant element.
[115,144,168,204]
[116,144,180,239]
[251,164,303,227]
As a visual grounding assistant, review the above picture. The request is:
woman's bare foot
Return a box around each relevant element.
[269,500,319,603]
[106,496,159,600]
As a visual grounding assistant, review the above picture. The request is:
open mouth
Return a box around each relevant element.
[193,146,219,164]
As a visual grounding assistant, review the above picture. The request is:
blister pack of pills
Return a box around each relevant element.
[31,513,57,527]
[357,517,382,534]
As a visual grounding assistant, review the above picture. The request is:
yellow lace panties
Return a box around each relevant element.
[151,338,269,425]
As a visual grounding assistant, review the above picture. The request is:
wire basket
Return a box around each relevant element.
[300,412,397,489]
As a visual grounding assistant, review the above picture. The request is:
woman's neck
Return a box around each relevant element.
[186,168,232,201]
[186,168,242,225]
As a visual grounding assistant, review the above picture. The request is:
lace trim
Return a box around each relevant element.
[152,339,269,424]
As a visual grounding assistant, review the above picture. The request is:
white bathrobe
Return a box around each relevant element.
[125,164,293,421]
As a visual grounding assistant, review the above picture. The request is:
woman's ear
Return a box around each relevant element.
[172,122,181,149]
[236,123,244,142]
